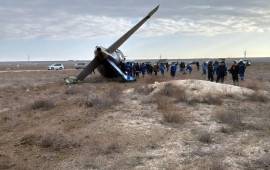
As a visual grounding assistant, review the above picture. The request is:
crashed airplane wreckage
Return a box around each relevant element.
[65,5,159,84]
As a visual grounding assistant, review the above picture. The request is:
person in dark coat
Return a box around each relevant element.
[153,64,159,76]
[207,61,214,82]
[196,62,200,71]
[166,62,169,71]
[238,60,246,81]
[228,61,239,85]
[135,63,140,78]
[216,61,227,83]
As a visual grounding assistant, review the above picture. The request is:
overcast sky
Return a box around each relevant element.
[1,0,270,61]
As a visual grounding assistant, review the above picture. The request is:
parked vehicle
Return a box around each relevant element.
[188,61,199,65]
[75,63,87,69]
[243,59,251,66]
[47,63,64,70]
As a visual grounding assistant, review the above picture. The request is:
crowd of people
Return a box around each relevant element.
[120,59,247,86]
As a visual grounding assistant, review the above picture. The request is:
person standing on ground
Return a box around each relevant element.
[160,63,165,76]
[213,61,219,76]
[186,64,193,75]
[140,63,146,77]
[135,63,140,78]
[228,61,239,86]
[207,61,214,81]
[166,62,169,72]
[153,63,159,76]
[216,61,227,83]
[149,64,153,75]
[196,62,200,71]
[170,64,176,77]
[202,62,207,75]
[238,60,246,81]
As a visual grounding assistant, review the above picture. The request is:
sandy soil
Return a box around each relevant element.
[0,61,269,169]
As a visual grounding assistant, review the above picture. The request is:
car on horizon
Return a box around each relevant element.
[188,61,199,65]
[47,63,64,70]
[75,62,87,69]
[235,59,251,66]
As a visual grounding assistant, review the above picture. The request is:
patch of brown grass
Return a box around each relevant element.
[215,108,243,129]
[31,99,55,110]
[39,128,77,150]
[135,85,155,95]
[197,131,212,143]
[0,154,14,169]
[64,85,83,94]
[240,80,262,91]
[245,92,269,103]
[154,96,185,124]
[201,92,223,105]
[158,83,187,102]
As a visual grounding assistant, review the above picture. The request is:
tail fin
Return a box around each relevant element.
[106,5,159,53]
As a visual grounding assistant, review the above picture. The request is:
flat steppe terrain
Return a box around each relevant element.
[0,59,269,169]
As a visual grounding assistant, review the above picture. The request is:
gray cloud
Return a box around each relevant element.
[1,0,270,39]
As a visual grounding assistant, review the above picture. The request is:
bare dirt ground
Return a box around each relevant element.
[0,60,269,169]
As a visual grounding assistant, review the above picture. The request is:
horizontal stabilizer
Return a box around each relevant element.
[76,57,101,81]
[106,5,159,53]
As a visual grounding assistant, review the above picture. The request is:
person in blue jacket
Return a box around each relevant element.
[140,63,146,77]
[125,62,130,75]
[186,64,193,75]
[160,63,165,76]
[202,62,207,75]
[238,60,246,81]
[170,64,176,77]
[213,61,219,76]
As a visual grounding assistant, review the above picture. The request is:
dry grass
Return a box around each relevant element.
[245,92,269,103]
[64,85,83,94]
[158,83,187,102]
[0,154,14,169]
[154,96,185,124]
[135,85,155,95]
[253,153,270,169]
[40,128,77,150]
[240,80,262,91]
[197,131,212,143]
[201,92,223,105]
[215,108,243,129]
[31,99,55,110]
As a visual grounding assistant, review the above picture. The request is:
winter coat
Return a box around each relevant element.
[170,65,176,72]
[238,62,246,74]
[217,65,227,77]
[228,65,239,75]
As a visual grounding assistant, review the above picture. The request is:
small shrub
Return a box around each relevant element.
[101,143,120,155]
[31,99,55,110]
[241,81,261,91]
[135,85,155,95]
[158,83,187,102]
[40,129,76,150]
[220,126,231,134]
[64,86,82,95]
[201,93,222,105]
[245,92,268,103]
[198,131,212,143]
[215,109,243,129]
[163,111,183,123]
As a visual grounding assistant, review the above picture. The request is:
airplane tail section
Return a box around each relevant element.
[106,5,159,54]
